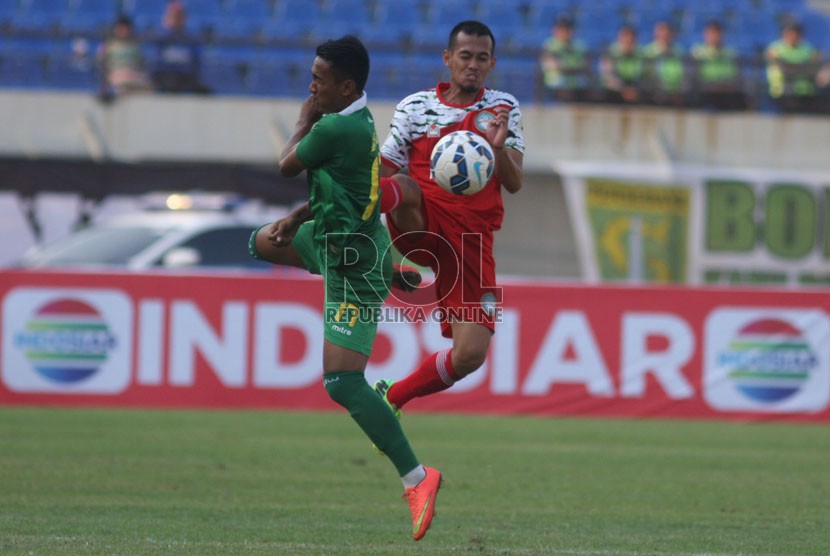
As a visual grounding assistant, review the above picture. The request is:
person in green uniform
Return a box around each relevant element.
[691,20,747,110]
[643,20,687,107]
[248,36,442,541]
[599,24,645,105]
[539,15,591,102]
[765,21,823,113]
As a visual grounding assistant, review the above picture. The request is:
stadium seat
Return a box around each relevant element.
[47,53,98,91]
[0,0,827,99]
[478,1,524,29]
[0,51,50,88]
[201,59,249,95]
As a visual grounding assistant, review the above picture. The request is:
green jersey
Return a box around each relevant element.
[692,44,739,85]
[765,40,818,97]
[643,42,685,92]
[292,94,391,355]
[295,96,383,268]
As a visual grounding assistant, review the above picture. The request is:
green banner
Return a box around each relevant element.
[586,178,689,283]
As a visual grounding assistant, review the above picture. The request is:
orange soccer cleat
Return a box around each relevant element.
[403,466,443,541]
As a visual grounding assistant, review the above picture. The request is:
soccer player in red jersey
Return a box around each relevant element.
[375,20,525,411]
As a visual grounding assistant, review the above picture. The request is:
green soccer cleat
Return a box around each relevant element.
[372,379,402,456]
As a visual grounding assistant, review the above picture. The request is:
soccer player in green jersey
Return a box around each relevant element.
[248,36,441,541]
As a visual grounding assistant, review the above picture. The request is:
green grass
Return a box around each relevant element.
[1,407,828,556]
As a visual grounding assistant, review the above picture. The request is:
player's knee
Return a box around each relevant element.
[252,226,282,264]
[248,226,266,260]
[323,375,351,407]
[451,345,487,378]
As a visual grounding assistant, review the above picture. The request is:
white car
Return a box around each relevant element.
[18,208,279,272]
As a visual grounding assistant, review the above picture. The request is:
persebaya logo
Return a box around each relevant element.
[719,318,816,403]
[16,298,117,383]
[2,288,132,394]
[704,308,830,413]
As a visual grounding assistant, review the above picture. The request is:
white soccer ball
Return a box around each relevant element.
[430,131,495,196]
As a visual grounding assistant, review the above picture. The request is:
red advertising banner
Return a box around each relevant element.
[1,270,829,422]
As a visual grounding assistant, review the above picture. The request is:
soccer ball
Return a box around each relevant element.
[430,131,495,196]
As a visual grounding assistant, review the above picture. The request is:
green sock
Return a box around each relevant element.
[324,370,420,476]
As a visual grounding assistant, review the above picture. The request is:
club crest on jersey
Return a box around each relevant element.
[475,111,495,133]
[481,292,498,316]
[427,121,441,137]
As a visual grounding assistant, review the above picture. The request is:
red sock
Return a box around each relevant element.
[379,177,402,213]
[387,349,457,409]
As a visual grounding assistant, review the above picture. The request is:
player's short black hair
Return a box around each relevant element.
[782,19,803,33]
[114,14,133,28]
[705,19,723,31]
[554,15,575,29]
[619,24,637,36]
[315,35,370,93]
[448,20,496,55]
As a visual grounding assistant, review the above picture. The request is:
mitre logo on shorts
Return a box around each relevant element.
[703,308,830,413]
[474,111,494,134]
[2,287,132,394]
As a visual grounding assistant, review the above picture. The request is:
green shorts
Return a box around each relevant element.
[292,221,392,356]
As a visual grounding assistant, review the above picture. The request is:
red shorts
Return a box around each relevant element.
[387,195,501,338]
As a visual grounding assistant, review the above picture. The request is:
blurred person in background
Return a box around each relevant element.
[691,20,747,111]
[97,14,153,101]
[765,21,823,113]
[152,0,210,94]
[643,20,687,107]
[599,24,645,105]
[539,15,591,102]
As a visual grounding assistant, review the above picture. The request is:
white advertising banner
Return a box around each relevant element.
[556,161,830,287]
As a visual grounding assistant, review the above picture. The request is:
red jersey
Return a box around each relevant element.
[380,82,525,231]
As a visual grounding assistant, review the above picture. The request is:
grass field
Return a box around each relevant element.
[1,407,828,556]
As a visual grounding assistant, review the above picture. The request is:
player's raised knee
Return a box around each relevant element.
[450,345,487,378]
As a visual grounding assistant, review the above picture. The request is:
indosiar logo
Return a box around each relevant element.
[2,288,132,394]
[704,308,830,413]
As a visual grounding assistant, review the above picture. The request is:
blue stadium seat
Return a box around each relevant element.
[0,51,50,88]
[122,0,167,19]
[529,0,577,28]
[321,0,371,25]
[1,0,827,99]
[423,0,476,26]
[478,1,524,29]
[408,21,452,52]
[62,9,114,34]
[226,0,271,20]
[276,0,321,24]
[259,16,313,44]
[201,59,249,95]
[48,53,98,91]
[209,16,263,41]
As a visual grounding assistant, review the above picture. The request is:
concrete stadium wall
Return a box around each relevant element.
[1,90,829,277]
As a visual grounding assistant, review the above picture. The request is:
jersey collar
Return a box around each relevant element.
[436,82,485,108]
[338,92,367,116]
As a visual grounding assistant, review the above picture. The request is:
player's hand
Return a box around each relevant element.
[267,216,299,247]
[298,95,322,128]
[486,107,509,150]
